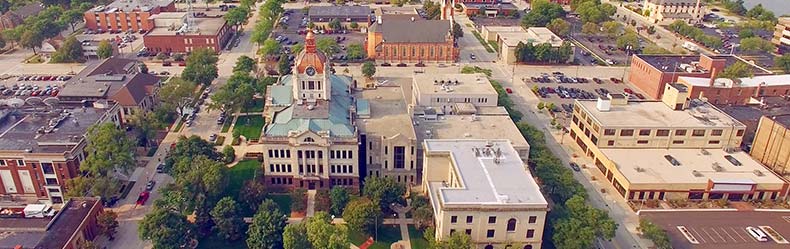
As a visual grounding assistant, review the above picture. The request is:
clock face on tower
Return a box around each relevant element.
[305,66,316,76]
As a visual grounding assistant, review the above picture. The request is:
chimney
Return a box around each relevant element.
[708,67,717,87]
[755,82,765,98]
[596,97,611,111]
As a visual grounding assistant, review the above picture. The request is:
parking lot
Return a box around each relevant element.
[273,8,367,63]
[520,71,646,125]
[641,211,790,249]
[0,75,73,98]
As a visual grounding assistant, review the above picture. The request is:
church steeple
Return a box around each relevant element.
[292,29,331,102]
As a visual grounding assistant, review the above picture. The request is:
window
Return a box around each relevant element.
[394,146,405,169]
[526,229,535,238]
[528,216,537,223]
[620,129,634,136]
[466,216,473,223]
[639,129,651,136]
[0,160,5,166]
[486,229,495,238]
[303,137,315,143]
[604,129,616,136]
[450,229,455,235]
[16,160,24,166]
[488,216,497,224]
[451,216,457,223]
[736,130,744,136]
[711,129,723,136]
[692,129,705,137]
[507,218,517,232]
[656,129,670,136]
[607,140,615,146]
[465,229,472,235]
[672,140,685,144]
[708,140,720,144]
[637,140,648,144]
[675,129,687,136]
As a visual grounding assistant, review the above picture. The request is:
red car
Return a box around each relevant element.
[136,191,150,205]
[624,88,634,94]
[506,88,513,94]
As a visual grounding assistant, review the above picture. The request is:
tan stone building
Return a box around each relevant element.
[773,17,790,54]
[751,115,790,176]
[423,139,546,249]
[492,27,571,64]
[569,83,789,201]
[642,0,704,25]
[411,73,498,113]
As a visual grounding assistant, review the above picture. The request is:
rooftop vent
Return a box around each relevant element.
[712,162,724,172]
[700,149,710,155]
[664,155,681,166]
[753,170,764,176]
[692,170,703,177]
[724,155,742,166]
[635,167,645,172]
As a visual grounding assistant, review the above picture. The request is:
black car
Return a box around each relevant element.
[396,63,407,67]
[156,163,164,173]
[381,62,391,67]
[569,162,581,172]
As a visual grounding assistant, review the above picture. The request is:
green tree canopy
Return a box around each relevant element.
[739,37,774,53]
[306,212,349,249]
[278,55,291,75]
[259,38,281,58]
[521,0,565,27]
[362,176,406,212]
[20,30,44,54]
[138,209,195,249]
[616,30,639,50]
[82,123,135,176]
[50,36,85,63]
[329,186,350,216]
[97,210,119,240]
[718,61,754,80]
[233,55,256,73]
[346,43,365,60]
[552,195,617,249]
[581,22,599,35]
[96,40,113,59]
[181,48,219,85]
[362,61,376,78]
[601,21,623,38]
[210,197,247,241]
[225,7,250,31]
[775,54,790,74]
[247,199,288,249]
[342,197,380,236]
[283,222,311,249]
[547,18,570,37]
[239,179,267,213]
[157,77,196,115]
[316,37,339,55]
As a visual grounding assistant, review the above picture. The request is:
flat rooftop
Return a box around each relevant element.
[356,85,416,139]
[375,6,418,16]
[309,5,372,17]
[93,0,172,13]
[499,27,564,47]
[413,73,496,96]
[462,2,518,9]
[576,99,745,128]
[0,104,114,152]
[369,19,450,43]
[635,54,772,74]
[601,148,786,185]
[482,26,523,33]
[0,198,100,249]
[680,74,790,88]
[147,17,226,36]
[425,139,547,206]
[415,114,530,150]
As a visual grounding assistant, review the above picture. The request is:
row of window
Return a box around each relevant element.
[383,45,449,58]
[0,160,25,166]
[330,165,354,174]
[331,178,354,186]
[268,149,291,158]
[329,150,354,159]
[431,97,490,104]
[603,128,734,137]
[604,139,722,146]
[450,216,538,226]
[269,164,292,173]
[269,149,355,159]
[448,228,536,239]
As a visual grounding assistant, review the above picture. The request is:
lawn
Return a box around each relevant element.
[269,194,292,215]
[221,115,234,133]
[233,115,265,140]
[471,31,494,53]
[408,225,430,249]
[349,226,401,249]
[246,99,264,113]
[196,234,247,249]
[225,160,259,198]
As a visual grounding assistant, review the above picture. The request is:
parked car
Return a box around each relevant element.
[136,191,150,205]
[146,180,156,191]
[209,134,217,142]
[506,88,513,94]
[569,162,581,172]
[156,163,164,173]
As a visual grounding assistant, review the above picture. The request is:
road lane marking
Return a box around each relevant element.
[729,227,749,243]
[710,227,727,242]
[690,227,707,243]
[702,228,718,243]
[718,227,737,242]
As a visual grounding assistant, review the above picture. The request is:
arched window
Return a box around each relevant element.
[524,245,533,249]
[507,218,517,232]
[484,245,494,249]
[304,137,315,143]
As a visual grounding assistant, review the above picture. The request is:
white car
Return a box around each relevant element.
[746,226,768,242]
[209,134,217,142]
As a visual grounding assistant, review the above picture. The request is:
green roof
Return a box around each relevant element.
[264,75,356,137]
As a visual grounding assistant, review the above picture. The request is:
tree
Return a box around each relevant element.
[362,61,376,79]
[601,21,623,38]
[290,188,307,213]
[158,77,196,115]
[247,199,288,249]
[222,145,236,163]
[171,156,228,209]
[350,21,359,30]
[211,197,247,241]
[126,111,161,147]
[97,210,119,240]
[60,9,83,31]
[316,37,339,56]
[284,222,311,249]
[342,197,380,236]
[225,7,250,32]
[233,55,256,74]
[552,195,617,249]
[329,186,349,216]
[452,21,463,38]
[739,37,774,53]
[547,18,570,37]
[182,48,219,85]
[640,219,672,249]
[346,43,365,60]
[239,179,267,212]
[172,53,185,61]
[50,36,85,63]
[746,4,776,22]
[82,123,135,177]
[292,44,304,54]
[435,230,474,249]
[259,39,281,59]
[775,54,790,74]
[328,18,342,30]
[64,176,92,198]
[315,189,331,212]
[642,45,670,54]
[362,176,405,212]
[2,26,22,47]
[96,40,113,59]
[718,61,754,80]
[616,30,639,50]
[738,29,755,39]
[410,195,433,230]
[156,52,168,63]
[306,212,349,249]
[138,209,195,249]
[581,22,599,35]
[521,0,565,27]
[20,30,43,54]
[576,1,615,24]
[278,55,291,75]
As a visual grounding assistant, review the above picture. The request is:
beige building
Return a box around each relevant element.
[569,83,788,201]
[356,84,418,185]
[751,115,790,176]
[492,27,570,64]
[411,73,498,114]
[423,139,546,249]
[772,17,790,54]
[642,0,704,25]
[261,32,360,190]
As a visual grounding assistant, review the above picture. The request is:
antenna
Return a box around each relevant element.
[185,0,197,32]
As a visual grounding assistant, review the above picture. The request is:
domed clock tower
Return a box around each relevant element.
[292,30,331,102]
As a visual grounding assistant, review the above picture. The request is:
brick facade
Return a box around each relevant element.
[0,151,84,204]
[143,22,233,53]
[83,2,176,32]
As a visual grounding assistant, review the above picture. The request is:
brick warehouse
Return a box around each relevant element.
[365,18,458,63]
[84,0,176,32]
[143,14,233,53]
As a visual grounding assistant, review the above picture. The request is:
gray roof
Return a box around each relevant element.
[264,75,356,137]
[96,0,173,12]
[371,19,451,43]
[308,5,371,18]
[59,58,159,106]
[0,105,114,152]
